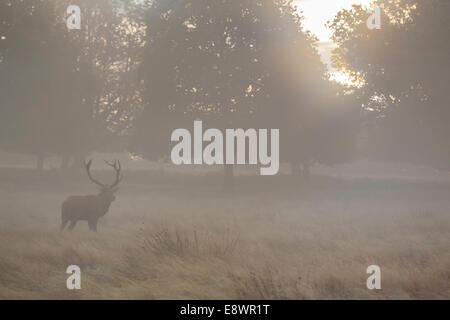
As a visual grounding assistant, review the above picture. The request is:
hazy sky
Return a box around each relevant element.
[295,0,373,84]
[295,0,373,42]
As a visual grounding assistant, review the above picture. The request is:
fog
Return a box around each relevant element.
[0,0,449,299]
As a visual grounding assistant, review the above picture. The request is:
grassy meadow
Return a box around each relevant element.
[0,166,449,299]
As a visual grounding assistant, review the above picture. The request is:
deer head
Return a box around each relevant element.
[85,159,122,203]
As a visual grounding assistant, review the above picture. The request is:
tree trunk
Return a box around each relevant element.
[223,164,234,191]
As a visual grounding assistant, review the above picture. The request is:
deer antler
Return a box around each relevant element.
[85,160,107,188]
[104,160,122,188]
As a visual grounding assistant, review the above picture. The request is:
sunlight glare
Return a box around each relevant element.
[295,0,374,87]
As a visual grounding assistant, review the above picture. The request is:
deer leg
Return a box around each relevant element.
[68,220,77,231]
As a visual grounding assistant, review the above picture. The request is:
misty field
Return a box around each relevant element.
[0,168,449,299]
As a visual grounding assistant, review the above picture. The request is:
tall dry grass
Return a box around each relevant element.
[0,170,449,299]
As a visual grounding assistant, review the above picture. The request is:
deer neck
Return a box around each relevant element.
[97,196,112,216]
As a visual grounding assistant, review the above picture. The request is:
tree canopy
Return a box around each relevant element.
[329,0,450,170]
[131,0,359,175]
[0,0,143,169]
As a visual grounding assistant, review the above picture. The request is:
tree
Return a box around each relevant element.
[329,0,450,170]
[54,0,144,168]
[259,44,359,178]
[0,0,79,170]
[0,0,141,170]
[131,0,358,185]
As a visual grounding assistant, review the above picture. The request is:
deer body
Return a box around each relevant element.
[61,160,122,232]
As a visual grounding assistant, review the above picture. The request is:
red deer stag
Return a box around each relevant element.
[61,160,122,232]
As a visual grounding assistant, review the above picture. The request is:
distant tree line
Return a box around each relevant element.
[0,0,448,181]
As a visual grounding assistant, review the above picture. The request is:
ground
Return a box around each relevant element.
[0,168,449,299]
